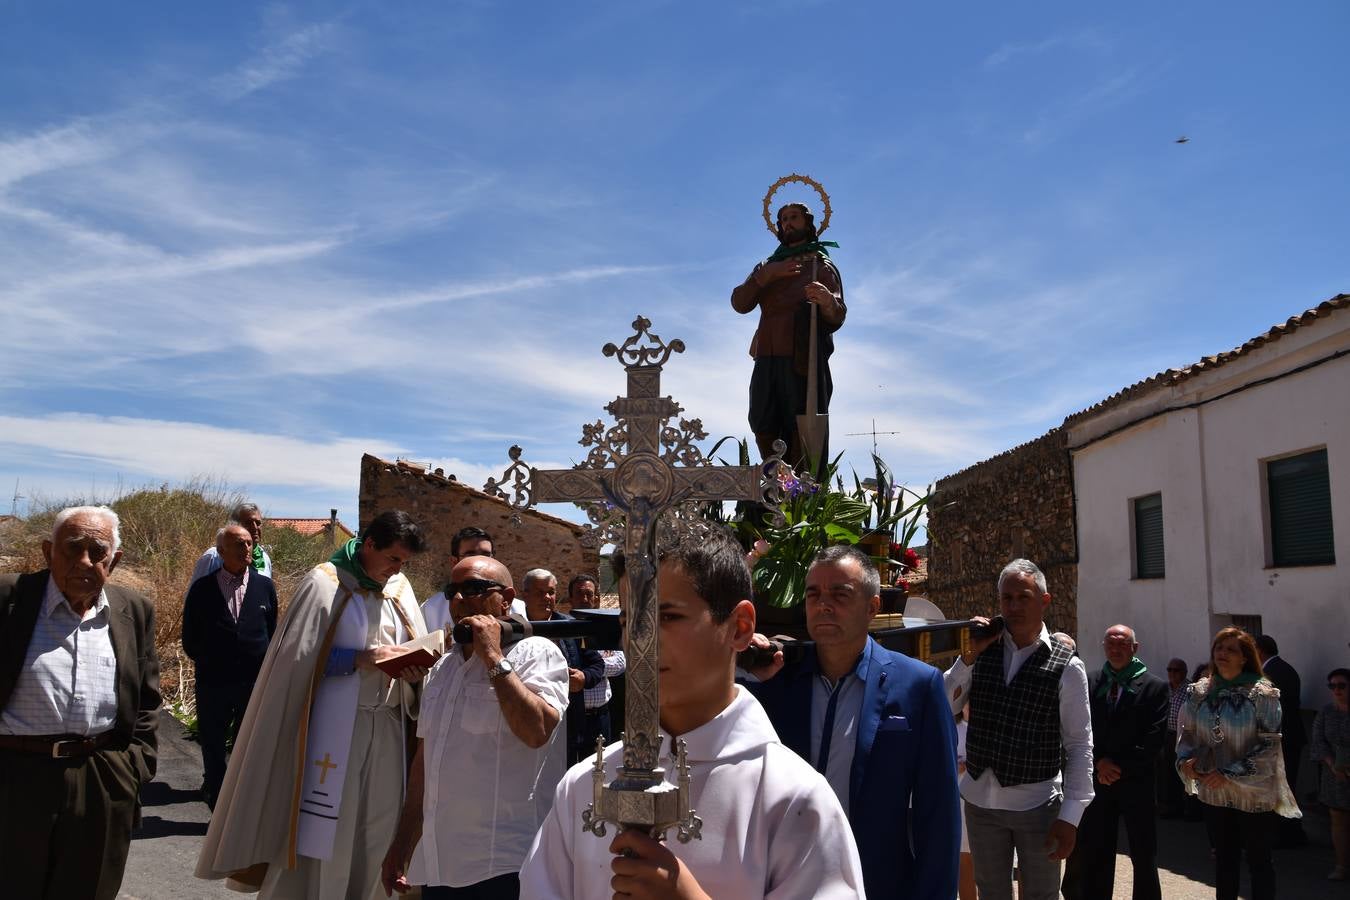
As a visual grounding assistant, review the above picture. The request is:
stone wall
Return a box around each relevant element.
[358,454,599,599]
[925,429,1079,637]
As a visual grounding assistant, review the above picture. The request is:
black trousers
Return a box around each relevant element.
[0,746,141,900]
[1205,806,1277,900]
[423,872,519,899]
[1062,776,1161,900]
[195,676,255,805]
[1156,731,1186,814]
[581,705,612,758]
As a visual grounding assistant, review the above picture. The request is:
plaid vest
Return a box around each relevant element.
[965,636,1072,787]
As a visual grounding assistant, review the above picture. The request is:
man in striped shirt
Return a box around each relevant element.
[567,573,625,754]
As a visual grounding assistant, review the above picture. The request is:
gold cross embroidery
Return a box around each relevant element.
[314,753,338,785]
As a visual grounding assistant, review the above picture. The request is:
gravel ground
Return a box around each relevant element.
[120,713,1345,898]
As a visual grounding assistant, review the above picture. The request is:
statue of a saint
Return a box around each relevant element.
[731,200,845,465]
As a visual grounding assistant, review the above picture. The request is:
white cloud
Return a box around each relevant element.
[0,413,402,492]
[212,22,339,101]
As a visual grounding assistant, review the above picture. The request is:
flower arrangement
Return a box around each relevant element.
[705,442,929,608]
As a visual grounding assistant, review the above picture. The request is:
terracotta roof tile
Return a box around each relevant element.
[267,517,355,538]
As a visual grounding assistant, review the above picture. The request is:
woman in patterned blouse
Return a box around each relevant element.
[1311,667,1350,881]
[1176,627,1300,900]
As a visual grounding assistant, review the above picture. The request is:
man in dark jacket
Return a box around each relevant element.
[521,568,603,766]
[182,522,277,808]
[1256,633,1308,847]
[1062,624,1169,900]
[0,505,160,900]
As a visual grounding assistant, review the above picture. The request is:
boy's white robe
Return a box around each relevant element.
[519,686,865,900]
[194,563,423,897]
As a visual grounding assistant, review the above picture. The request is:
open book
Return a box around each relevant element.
[374,630,445,677]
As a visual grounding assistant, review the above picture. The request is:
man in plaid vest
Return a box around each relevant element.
[944,559,1094,900]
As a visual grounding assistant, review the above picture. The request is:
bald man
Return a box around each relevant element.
[1062,624,1168,900]
[383,556,570,899]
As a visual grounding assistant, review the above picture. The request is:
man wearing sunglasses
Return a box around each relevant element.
[383,555,570,899]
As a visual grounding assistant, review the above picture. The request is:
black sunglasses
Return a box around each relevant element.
[1329,682,1349,690]
[447,578,508,599]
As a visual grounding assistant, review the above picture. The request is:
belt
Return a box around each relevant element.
[0,731,117,759]
[584,705,609,717]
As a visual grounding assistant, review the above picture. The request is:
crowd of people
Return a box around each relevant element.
[1,502,1346,900]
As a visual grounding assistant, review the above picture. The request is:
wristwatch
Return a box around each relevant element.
[487,657,514,681]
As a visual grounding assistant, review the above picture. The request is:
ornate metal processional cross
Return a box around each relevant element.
[485,316,783,842]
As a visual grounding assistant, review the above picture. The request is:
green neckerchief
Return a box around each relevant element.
[1210,670,1263,694]
[1096,657,1148,700]
[766,239,839,263]
[251,543,267,572]
[329,538,384,592]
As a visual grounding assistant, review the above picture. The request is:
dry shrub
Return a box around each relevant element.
[1,479,331,703]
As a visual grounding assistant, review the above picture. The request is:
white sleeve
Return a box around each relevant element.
[421,593,449,634]
[513,639,571,714]
[765,770,865,899]
[1057,656,1095,826]
[601,650,626,677]
[185,548,220,599]
[261,547,273,578]
[943,656,973,715]
[519,774,576,900]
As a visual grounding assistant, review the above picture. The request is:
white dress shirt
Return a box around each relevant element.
[809,643,871,816]
[943,626,1094,827]
[0,576,118,737]
[519,685,865,900]
[188,544,272,588]
[408,636,570,888]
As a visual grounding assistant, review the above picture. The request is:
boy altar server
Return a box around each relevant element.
[519,532,864,900]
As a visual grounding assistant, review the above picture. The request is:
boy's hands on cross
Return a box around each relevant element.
[609,829,711,900]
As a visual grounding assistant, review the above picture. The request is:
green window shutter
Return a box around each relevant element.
[1268,449,1335,567]
[1134,493,1165,579]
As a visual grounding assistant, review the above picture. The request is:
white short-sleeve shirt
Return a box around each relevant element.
[409,636,570,888]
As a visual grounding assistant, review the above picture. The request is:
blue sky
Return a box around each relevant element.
[1,1,1346,529]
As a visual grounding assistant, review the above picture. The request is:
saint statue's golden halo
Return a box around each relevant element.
[763,173,831,238]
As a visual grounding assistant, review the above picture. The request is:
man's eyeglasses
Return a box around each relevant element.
[447,578,508,599]
[1329,682,1349,691]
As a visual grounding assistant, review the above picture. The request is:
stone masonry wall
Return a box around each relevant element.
[925,430,1079,637]
[359,454,599,599]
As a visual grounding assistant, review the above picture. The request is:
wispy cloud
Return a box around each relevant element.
[212,22,339,101]
[984,30,1107,69]
[1020,69,1143,146]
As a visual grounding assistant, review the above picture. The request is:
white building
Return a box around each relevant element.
[1068,295,1349,704]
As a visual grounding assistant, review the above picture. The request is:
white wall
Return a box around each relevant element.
[1071,317,1350,713]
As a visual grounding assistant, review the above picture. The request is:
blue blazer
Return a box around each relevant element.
[745,637,960,900]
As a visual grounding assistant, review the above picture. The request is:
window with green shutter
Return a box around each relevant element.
[1133,493,1165,579]
[1267,448,1335,567]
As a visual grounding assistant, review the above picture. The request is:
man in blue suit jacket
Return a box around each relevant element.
[182,523,277,808]
[744,545,960,900]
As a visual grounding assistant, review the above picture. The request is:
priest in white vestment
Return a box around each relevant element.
[195,510,431,900]
[519,533,864,900]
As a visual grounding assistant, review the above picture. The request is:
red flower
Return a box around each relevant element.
[903,548,920,568]
[894,577,911,592]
